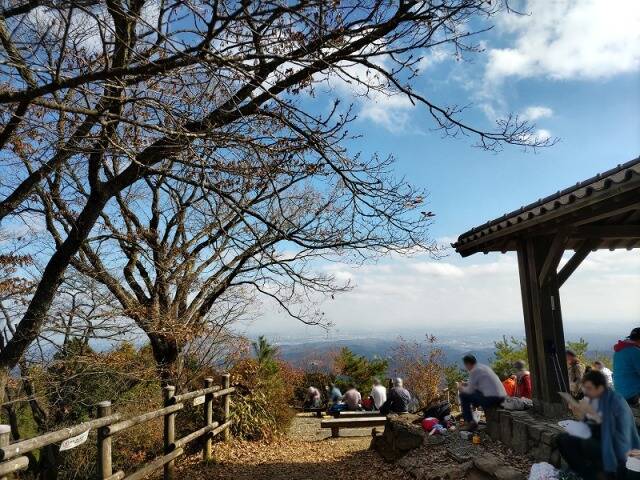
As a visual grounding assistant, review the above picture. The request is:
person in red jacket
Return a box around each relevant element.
[513,360,532,399]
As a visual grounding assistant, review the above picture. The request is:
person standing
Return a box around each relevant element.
[458,355,506,431]
[370,378,387,410]
[613,327,640,406]
[557,370,640,480]
[567,350,586,399]
[514,360,532,399]
[592,361,613,389]
[343,384,362,411]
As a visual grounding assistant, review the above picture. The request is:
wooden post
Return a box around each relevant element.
[0,425,11,480]
[518,237,569,411]
[97,401,113,480]
[203,378,214,461]
[222,374,230,442]
[163,386,176,480]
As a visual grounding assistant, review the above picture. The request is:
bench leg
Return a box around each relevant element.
[331,427,339,438]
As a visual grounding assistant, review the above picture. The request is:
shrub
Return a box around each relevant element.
[390,335,445,409]
[229,358,302,440]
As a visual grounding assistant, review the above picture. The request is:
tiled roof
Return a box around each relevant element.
[453,156,640,255]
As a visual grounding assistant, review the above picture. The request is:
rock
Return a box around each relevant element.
[511,418,529,454]
[494,466,525,480]
[373,413,425,462]
[500,413,513,445]
[473,453,503,475]
[422,461,474,480]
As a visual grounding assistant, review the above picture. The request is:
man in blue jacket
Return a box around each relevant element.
[558,370,640,479]
[613,327,640,406]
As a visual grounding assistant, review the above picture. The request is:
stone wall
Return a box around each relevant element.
[486,405,640,468]
[484,409,565,467]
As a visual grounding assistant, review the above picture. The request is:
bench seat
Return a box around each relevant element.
[320,416,387,437]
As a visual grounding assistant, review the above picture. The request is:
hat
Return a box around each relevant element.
[629,327,640,341]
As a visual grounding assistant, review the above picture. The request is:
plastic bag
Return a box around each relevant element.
[529,462,560,480]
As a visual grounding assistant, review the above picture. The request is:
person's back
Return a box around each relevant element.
[329,385,342,404]
[388,386,411,413]
[343,387,361,410]
[468,363,507,398]
[370,380,387,410]
[502,376,516,397]
[613,331,640,404]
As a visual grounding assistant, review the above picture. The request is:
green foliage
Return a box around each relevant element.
[333,347,388,394]
[491,336,528,380]
[252,335,279,377]
[566,338,589,363]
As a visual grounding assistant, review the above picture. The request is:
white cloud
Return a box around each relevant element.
[521,106,553,121]
[486,0,640,82]
[257,249,639,338]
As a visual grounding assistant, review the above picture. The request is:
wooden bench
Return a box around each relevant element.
[302,407,325,418]
[320,416,387,437]
[332,410,381,418]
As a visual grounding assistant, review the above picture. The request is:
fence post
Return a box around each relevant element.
[203,378,214,461]
[163,386,176,480]
[97,401,113,480]
[222,373,230,442]
[0,425,11,480]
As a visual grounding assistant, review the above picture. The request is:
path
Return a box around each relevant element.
[177,414,407,480]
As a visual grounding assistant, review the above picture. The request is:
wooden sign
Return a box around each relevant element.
[59,430,90,451]
[193,395,206,406]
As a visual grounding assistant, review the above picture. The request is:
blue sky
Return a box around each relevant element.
[248,0,640,341]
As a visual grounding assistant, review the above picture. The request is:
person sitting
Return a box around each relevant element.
[502,374,517,397]
[513,360,532,399]
[558,370,640,480]
[380,378,412,415]
[370,378,387,411]
[613,327,640,407]
[567,350,586,399]
[592,360,613,388]
[458,354,506,431]
[328,383,343,405]
[304,386,322,409]
[343,384,362,411]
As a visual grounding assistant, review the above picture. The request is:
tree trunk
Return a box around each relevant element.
[0,191,109,372]
[149,334,180,387]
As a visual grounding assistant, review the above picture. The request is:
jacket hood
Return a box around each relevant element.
[614,339,639,352]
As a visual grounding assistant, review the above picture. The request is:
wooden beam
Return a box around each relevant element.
[572,224,640,240]
[557,240,598,287]
[538,230,569,287]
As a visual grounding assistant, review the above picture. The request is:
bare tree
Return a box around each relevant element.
[0,0,552,392]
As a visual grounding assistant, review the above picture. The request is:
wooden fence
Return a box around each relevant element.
[0,374,235,480]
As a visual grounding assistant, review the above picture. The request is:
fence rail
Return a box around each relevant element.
[0,373,234,480]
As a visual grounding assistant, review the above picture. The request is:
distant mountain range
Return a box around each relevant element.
[275,331,621,371]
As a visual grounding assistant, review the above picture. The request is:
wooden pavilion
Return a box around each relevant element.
[453,157,640,413]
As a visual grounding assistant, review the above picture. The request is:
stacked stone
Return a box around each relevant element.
[484,408,564,467]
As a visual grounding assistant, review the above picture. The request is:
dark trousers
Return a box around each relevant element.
[459,391,503,423]
[558,432,610,480]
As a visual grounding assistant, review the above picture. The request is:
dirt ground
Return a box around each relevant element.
[176,413,533,480]
[177,413,408,480]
